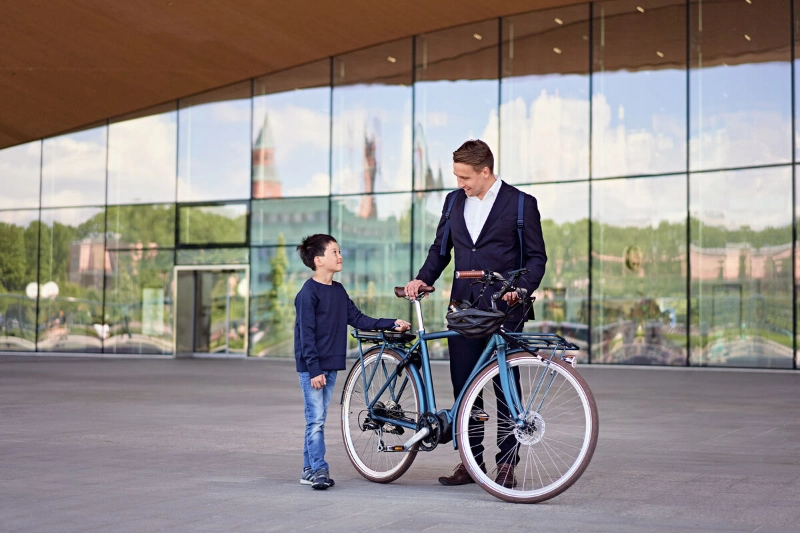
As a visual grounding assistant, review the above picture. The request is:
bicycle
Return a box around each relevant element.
[340,268,599,503]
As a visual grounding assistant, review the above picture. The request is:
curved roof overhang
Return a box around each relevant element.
[0,0,788,150]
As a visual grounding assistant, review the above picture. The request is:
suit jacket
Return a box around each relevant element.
[415,181,547,323]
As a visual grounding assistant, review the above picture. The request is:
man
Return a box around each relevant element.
[404,139,546,488]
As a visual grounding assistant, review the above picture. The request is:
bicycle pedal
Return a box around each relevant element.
[470,409,490,422]
[388,445,405,452]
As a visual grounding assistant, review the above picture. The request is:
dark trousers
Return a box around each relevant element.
[448,324,522,467]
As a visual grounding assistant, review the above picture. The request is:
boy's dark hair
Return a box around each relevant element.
[453,139,494,173]
[297,234,337,270]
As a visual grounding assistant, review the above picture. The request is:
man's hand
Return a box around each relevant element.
[393,319,411,332]
[502,291,520,305]
[404,279,426,299]
[311,373,326,389]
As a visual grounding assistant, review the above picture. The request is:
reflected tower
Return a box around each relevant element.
[358,129,378,219]
[252,114,281,199]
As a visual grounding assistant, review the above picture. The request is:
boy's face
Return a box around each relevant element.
[315,241,343,273]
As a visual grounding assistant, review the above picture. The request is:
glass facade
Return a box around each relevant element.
[0,0,797,369]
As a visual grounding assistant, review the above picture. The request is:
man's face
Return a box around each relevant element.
[454,162,493,199]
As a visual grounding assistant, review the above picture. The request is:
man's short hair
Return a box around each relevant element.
[453,139,494,173]
[297,234,337,271]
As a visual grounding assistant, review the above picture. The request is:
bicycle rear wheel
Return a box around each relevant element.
[341,347,421,483]
[455,352,598,503]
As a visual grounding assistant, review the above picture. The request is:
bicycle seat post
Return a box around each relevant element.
[412,298,425,333]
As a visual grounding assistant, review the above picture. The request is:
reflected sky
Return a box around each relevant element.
[108,110,177,204]
[42,127,106,208]
[178,98,251,202]
[0,141,40,209]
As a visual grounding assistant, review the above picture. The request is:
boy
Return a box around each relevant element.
[294,234,410,490]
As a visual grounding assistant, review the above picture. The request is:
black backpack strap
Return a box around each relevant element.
[517,191,525,268]
[440,191,459,257]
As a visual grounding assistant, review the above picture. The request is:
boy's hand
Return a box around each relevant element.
[393,319,411,332]
[311,374,326,389]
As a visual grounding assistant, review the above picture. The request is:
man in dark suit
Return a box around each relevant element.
[404,139,547,488]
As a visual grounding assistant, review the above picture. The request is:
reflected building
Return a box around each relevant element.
[252,114,281,199]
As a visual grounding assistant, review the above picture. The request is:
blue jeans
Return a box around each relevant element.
[298,370,337,473]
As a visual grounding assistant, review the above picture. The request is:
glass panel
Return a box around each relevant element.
[37,207,105,353]
[593,0,686,178]
[0,210,40,351]
[0,141,41,209]
[41,126,107,208]
[108,104,177,204]
[412,190,455,358]
[251,197,328,246]
[249,246,307,356]
[105,250,173,355]
[332,39,412,194]
[253,60,331,198]
[592,175,687,364]
[178,82,252,202]
[331,193,412,349]
[415,20,499,189]
[178,203,248,246]
[176,248,249,265]
[690,167,793,368]
[501,5,590,184]
[689,0,792,171]
[106,204,175,250]
[519,182,590,360]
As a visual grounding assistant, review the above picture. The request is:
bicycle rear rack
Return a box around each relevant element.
[500,332,580,365]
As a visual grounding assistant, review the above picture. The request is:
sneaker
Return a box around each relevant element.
[312,468,332,490]
[300,467,313,485]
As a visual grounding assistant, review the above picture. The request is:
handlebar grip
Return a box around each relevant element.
[455,270,484,279]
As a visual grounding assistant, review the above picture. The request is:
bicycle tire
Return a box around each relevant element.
[455,352,598,503]
[341,347,421,483]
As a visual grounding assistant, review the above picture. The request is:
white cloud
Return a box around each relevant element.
[0,141,41,209]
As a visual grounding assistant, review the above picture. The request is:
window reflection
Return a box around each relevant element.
[178,203,248,246]
[415,21,499,189]
[105,250,173,355]
[593,0,686,178]
[501,6,590,183]
[0,142,41,209]
[42,126,107,208]
[249,246,306,356]
[412,190,455,358]
[689,0,792,170]
[176,248,249,266]
[0,210,40,351]
[332,39,412,194]
[592,175,687,364]
[332,193,411,339]
[251,197,328,246]
[253,61,331,198]
[178,82,252,202]
[106,204,175,250]
[37,207,106,352]
[690,167,792,368]
[108,104,177,205]
[519,182,590,359]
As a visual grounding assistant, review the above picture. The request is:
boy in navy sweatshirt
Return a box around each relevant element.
[294,234,410,490]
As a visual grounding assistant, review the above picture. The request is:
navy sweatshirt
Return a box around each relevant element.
[294,278,395,378]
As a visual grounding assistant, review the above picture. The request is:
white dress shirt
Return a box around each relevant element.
[464,178,502,243]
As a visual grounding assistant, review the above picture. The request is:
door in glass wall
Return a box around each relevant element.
[174,266,249,357]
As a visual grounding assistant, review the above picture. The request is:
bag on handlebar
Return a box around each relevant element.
[445,300,507,338]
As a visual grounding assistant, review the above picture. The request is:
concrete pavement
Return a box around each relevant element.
[1,355,799,532]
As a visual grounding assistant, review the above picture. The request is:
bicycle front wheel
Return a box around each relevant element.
[456,352,598,503]
[341,348,421,483]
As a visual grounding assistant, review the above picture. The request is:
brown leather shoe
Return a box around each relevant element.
[438,462,485,486]
[494,463,517,488]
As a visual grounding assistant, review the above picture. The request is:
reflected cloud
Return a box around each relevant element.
[0,141,40,209]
